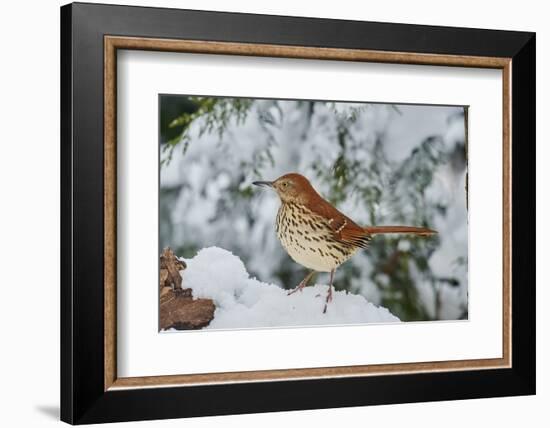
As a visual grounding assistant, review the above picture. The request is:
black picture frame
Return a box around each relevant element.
[61,2,535,424]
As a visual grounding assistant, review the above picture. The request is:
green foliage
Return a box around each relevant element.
[161,96,253,165]
[159,96,467,321]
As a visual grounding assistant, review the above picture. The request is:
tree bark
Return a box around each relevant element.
[159,248,215,330]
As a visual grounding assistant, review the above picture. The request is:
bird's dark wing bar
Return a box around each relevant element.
[337,229,372,249]
[327,216,347,234]
[327,215,372,249]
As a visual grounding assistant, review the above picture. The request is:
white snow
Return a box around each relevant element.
[160,99,468,321]
[177,247,400,330]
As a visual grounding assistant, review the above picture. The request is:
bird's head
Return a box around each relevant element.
[253,173,315,203]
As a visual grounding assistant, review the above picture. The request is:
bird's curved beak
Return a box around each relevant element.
[252,181,274,189]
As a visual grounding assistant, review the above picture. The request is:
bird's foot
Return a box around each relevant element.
[287,282,306,296]
[288,271,315,296]
[322,285,333,313]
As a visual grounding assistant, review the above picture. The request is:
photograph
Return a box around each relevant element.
[54,2,536,424]
[158,95,468,331]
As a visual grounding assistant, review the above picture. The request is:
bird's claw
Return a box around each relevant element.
[323,285,333,313]
[287,286,304,296]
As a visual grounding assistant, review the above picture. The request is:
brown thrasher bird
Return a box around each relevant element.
[253,173,436,313]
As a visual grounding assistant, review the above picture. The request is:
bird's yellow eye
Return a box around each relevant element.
[282,182,288,187]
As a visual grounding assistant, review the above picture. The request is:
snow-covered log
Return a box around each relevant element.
[167,247,399,331]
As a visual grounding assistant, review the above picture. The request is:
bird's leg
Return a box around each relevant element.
[323,269,335,314]
[287,270,315,296]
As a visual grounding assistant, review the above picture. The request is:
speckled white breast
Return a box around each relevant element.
[275,203,357,272]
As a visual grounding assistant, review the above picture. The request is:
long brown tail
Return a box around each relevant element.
[363,226,437,236]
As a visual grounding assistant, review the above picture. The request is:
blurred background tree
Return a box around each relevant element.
[160,95,468,322]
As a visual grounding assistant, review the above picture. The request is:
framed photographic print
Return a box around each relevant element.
[60,2,536,424]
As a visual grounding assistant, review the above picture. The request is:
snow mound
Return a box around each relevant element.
[180,247,400,330]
